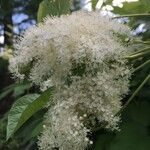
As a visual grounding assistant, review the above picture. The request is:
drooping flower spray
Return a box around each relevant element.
[9,11,132,150]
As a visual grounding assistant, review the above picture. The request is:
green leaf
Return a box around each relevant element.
[20,119,43,143]
[7,88,52,140]
[0,83,18,101]
[0,88,12,101]
[108,101,150,150]
[12,83,31,98]
[92,0,100,10]
[27,120,43,141]
[37,0,50,22]
[112,0,150,15]
[37,0,70,22]
[7,94,39,140]
[0,82,31,101]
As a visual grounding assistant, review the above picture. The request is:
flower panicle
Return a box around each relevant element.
[9,11,132,150]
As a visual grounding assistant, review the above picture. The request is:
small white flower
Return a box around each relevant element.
[43,125,46,129]
[85,137,89,142]
[83,114,87,118]
[79,116,84,121]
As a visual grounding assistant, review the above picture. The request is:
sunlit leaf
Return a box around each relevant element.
[37,0,70,22]
[112,0,150,14]
[92,0,100,10]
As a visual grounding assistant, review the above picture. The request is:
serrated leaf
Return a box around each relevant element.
[7,88,52,140]
[37,0,70,22]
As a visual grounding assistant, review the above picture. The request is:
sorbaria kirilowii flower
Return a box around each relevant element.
[9,11,132,150]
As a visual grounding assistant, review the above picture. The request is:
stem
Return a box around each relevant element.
[113,13,150,19]
[120,74,150,112]
[133,59,150,73]
[134,40,150,45]
[130,47,150,56]
[125,50,150,60]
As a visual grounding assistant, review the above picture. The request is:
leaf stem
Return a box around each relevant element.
[133,59,150,73]
[133,40,150,45]
[113,13,150,19]
[124,50,150,60]
[121,73,150,112]
[130,47,150,55]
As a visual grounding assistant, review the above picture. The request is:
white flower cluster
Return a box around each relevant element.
[39,100,90,150]
[9,11,131,150]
